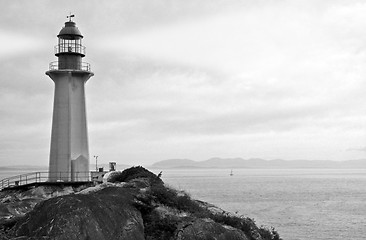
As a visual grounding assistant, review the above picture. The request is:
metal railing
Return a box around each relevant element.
[49,61,91,71]
[0,172,92,191]
[55,43,86,55]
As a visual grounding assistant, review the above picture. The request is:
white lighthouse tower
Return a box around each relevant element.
[46,15,94,182]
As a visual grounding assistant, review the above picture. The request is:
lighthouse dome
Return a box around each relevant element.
[57,21,83,38]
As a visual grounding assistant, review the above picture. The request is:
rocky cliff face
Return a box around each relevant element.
[0,185,82,220]
[14,187,145,240]
[0,167,281,240]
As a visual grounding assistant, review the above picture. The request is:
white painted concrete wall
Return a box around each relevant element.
[47,70,93,181]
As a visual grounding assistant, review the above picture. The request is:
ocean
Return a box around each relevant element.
[160,168,366,240]
[0,168,365,240]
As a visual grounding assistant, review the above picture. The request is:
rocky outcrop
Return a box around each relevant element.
[13,187,144,240]
[0,185,84,220]
[0,166,281,240]
[175,218,249,240]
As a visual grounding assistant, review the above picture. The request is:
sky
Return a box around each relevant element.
[1,0,366,166]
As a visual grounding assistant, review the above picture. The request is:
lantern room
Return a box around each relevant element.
[49,15,91,72]
[55,21,85,57]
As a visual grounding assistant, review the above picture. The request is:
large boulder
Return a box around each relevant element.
[0,186,82,220]
[13,187,144,240]
[176,218,249,240]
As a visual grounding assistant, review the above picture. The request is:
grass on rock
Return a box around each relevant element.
[110,166,282,240]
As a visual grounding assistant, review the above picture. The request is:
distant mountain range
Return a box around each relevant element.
[1,159,365,171]
[150,158,366,169]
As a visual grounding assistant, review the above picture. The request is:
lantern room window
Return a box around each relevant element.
[55,38,85,56]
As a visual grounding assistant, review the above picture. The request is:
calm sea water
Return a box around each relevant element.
[0,169,46,179]
[1,168,365,240]
[158,168,366,240]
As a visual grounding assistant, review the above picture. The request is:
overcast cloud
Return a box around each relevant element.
[1,0,366,166]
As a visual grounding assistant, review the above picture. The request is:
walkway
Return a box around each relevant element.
[0,172,92,191]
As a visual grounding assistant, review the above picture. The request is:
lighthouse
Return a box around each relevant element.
[46,15,94,182]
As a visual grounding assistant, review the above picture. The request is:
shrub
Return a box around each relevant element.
[108,166,163,185]
[148,184,202,214]
[143,210,179,240]
[209,212,253,235]
[175,193,202,213]
[258,226,282,240]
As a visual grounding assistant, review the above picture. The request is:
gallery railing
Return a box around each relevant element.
[48,61,91,71]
